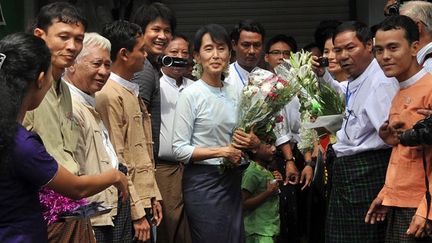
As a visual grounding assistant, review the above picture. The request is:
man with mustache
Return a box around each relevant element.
[157,34,194,243]
[323,21,399,242]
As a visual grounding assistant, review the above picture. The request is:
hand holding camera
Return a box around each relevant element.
[311,56,328,77]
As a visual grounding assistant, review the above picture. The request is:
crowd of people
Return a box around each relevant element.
[1,0,432,243]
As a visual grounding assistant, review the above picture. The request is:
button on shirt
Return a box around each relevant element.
[333,59,399,157]
[159,71,194,161]
[225,61,250,96]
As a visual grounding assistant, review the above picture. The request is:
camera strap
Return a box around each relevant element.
[422,145,431,223]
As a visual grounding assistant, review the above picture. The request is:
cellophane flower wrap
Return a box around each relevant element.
[221,68,299,171]
[275,50,344,153]
[39,187,88,225]
[236,68,299,135]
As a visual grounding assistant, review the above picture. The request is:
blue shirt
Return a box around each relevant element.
[172,80,239,165]
[0,125,58,243]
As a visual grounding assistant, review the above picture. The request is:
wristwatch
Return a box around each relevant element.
[284,157,295,163]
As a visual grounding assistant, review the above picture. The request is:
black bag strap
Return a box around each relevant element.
[422,145,431,223]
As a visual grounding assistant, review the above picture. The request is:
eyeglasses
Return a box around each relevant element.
[268,50,291,57]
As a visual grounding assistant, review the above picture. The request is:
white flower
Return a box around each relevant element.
[298,65,309,80]
[250,86,259,93]
[261,83,272,93]
[192,59,203,79]
[276,82,284,90]
[243,88,253,97]
[251,78,262,85]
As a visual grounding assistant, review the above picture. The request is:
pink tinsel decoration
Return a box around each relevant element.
[39,187,88,225]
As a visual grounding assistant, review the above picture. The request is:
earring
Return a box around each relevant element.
[192,59,203,79]
[222,63,230,79]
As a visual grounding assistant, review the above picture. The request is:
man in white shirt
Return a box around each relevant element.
[225,19,265,95]
[157,34,193,243]
[321,21,399,242]
[400,1,432,73]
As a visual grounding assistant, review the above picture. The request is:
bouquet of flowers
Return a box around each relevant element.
[275,50,345,153]
[235,68,300,136]
[221,68,299,171]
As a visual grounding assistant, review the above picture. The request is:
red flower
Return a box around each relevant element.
[275,115,284,123]
[268,92,278,100]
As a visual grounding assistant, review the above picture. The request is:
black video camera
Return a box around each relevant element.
[400,115,432,146]
[158,55,189,67]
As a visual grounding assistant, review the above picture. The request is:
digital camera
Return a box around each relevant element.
[400,115,432,146]
[158,55,189,67]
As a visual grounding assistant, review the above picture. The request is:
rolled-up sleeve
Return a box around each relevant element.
[172,93,195,164]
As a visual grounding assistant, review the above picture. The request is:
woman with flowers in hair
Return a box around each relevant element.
[0,32,129,243]
[172,24,259,243]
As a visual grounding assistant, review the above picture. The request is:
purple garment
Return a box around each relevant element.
[0,124,58,243]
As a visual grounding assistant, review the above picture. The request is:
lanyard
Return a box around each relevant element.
[233,62,247,86]
[345,83,351,111]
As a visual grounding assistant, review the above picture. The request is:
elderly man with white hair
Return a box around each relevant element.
[63,32,148,242]
[400,0,432,73]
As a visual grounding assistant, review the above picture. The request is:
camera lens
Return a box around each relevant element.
[161,56,174,67]
[159,55,189,67]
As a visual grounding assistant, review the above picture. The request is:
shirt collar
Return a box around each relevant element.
[65,79,96,107]
[161,70,189,90]
[399,68,427,88]
[110,72,139,97]
[347,58,377,92]
[417,42,432,64]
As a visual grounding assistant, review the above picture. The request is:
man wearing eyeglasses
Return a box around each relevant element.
[264,34,297,73]
[226,19,265,96]
[264,34,315,242]
[320,21,399,242]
